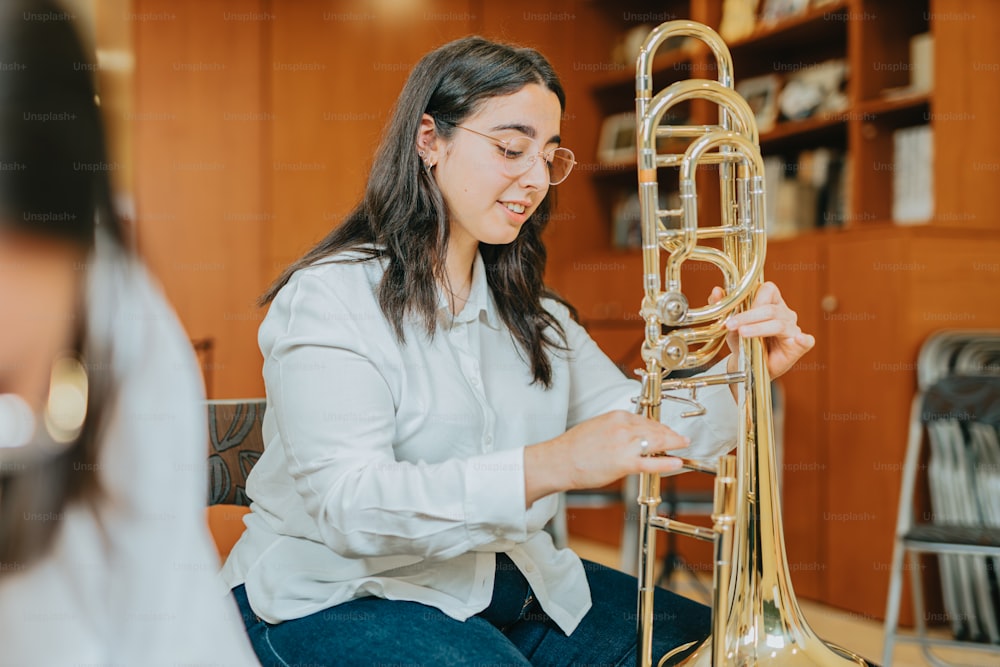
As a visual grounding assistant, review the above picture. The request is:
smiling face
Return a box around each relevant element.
[420,83,563,253]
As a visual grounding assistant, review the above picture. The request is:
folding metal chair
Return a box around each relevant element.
[883,331,1000,666]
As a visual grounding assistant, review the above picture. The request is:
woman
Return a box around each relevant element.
[223,36,813,666]
[0,2,258,664]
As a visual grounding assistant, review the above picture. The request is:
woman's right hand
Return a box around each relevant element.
[523,410,690,507]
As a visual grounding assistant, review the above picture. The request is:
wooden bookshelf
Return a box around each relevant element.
[552,0,1000,626]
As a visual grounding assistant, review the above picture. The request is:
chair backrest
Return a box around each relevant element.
[916,329,1000,390]
[896,334,1000,534]
[206,399,266,506]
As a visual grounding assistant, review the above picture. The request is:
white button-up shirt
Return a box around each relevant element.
[1,247,258,666]
[221,249,737,634]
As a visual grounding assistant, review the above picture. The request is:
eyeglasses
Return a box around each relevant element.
[453,125,576,185]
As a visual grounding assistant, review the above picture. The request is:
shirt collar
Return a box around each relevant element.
[437,251,501,330]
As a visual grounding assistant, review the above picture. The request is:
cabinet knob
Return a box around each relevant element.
[821,295,838,313]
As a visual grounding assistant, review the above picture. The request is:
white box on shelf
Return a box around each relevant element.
[892,125,933,224]
[910,32,934,93]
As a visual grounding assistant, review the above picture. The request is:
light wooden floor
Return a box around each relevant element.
[569,537,999,667]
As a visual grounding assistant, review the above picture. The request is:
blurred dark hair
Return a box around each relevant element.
[261,36,575,387]
[0,0,126,568]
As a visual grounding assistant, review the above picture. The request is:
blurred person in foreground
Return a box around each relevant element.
[0,2,258,664]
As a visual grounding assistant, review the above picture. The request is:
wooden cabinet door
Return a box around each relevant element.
[822,233,910,618]
[766,235,828,601]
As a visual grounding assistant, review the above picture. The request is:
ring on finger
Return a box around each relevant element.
[638,438,650,457]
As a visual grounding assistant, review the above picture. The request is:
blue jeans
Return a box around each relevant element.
[232,558,709,667]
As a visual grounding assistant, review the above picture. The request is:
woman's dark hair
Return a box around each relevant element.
[0,0,127,567]
[261,36,575,387]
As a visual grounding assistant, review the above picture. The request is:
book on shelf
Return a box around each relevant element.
[762,147,848,236]
[719,0,758,42]
[892,125,933,224]
[611,191,642,249]
[820,150,848,229]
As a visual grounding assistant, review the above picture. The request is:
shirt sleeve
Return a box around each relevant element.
[259,269,527,562]
[556,301,739,461]
[98,262,259,666]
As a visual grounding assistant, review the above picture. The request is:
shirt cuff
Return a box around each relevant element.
[463,448,528,544]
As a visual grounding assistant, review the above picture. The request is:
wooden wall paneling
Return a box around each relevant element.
[266,0,371,278]
[133,0,268,398]
[932,0,1000,229]
[265,0,476,282]
[906,231,1000,338]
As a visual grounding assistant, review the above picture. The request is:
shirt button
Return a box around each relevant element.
[470,376,480,387]
[524,562,535,573]
[483,434,493,446]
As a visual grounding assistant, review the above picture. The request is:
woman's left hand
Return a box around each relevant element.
[710,282,815,380]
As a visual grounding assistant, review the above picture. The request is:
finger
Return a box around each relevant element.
[659,430,692,451]
[726,303,794,330]
[708,286,725,304]
[631,421,690,454]
[637,455,684,475]
[753,281,785,306]
[731,320,799,340]
[644,428,690,453]
[794,332,816,350]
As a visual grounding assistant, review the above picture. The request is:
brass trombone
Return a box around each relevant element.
[631,21,875,667]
